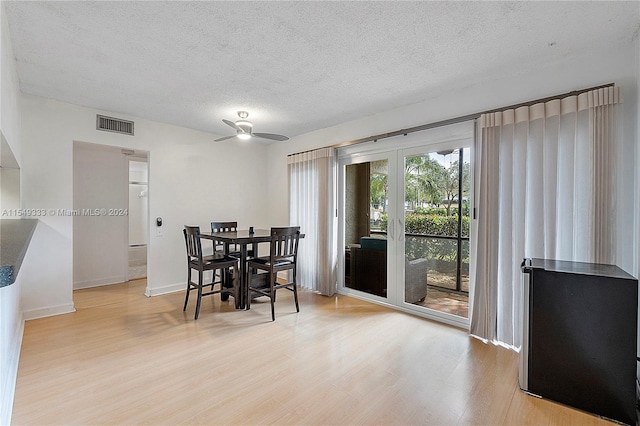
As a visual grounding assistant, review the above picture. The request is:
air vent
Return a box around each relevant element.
[96,115,134,136]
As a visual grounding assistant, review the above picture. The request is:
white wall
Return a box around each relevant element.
[73,142,128,289]
[0,4,20,164]
[266,42,640,276]
[635,33,640,381]
[0,3,23,424]
[636,35,640,279]
[1,166,19,210]
[19,95,270,318]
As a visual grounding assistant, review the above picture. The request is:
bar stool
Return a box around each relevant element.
[183,226,239,319]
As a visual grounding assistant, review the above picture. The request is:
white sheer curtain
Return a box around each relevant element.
[471,86,622,348]
[288,147,338,295]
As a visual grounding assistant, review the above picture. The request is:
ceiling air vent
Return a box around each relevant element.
[96,115,134,136]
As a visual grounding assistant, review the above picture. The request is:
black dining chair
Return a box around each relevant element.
[211,221,256,302]
[246,226,301,321]
[210,221,254,258]
[183,226,239,319]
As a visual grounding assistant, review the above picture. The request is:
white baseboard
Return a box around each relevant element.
[73,276,126,290]
[145,282,184,297]
[1,313,24,426]
[22,303,76,321]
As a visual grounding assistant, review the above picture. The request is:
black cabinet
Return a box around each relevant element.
[520,258,638,425]
[349,245,387,297]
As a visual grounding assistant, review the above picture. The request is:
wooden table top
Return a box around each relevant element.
[200,229,304,244]
[200,229,272,244]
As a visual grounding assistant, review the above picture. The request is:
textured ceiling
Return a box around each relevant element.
[4,1,640,142]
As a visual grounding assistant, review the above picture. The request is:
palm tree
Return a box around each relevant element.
[440,158,470,216]
[405,156,442,209]
[370,173,387,212]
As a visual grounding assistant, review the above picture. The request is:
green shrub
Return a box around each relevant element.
[404,235,469,262]
[414,206,447,216]
[379,213,469,262]
[379,214,387,231]
[381,213,469,237]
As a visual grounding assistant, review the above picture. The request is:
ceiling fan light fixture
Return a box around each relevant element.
[236,120,253,136]
[216,110,288,143]
[236,119,253,128]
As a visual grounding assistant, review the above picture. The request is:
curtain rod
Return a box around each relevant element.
[288,82,614,157]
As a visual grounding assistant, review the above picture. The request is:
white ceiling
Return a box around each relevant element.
[4,1,639,142]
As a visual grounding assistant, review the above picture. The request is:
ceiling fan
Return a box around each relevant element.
[214,111,289,142]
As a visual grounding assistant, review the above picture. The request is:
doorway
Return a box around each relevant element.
[343,157,394,300]
[401,146,471,318]
[72,142,149,290]
[338,121,474,328]
[127,158,148,280]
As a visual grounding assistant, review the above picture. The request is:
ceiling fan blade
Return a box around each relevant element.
[222,119,241,131]
[214,135,237,142]
[252,132,289,141]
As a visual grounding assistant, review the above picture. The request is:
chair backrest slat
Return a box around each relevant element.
[270,226,300,263]
[211,221,238,251]
[211,221,238,233]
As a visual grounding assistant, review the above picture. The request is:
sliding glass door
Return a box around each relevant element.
[401,146,471,319]
[338,121,474,327]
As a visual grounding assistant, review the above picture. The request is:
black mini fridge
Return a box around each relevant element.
[520,258,638,425]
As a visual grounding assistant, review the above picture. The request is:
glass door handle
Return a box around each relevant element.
[399,219,404,242]
[389,218,394,240]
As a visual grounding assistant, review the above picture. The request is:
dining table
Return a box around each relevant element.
[199,229,273,309]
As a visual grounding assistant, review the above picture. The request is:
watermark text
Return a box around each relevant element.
[1,208,129,217]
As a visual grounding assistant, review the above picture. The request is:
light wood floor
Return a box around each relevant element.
[12,280,614,425]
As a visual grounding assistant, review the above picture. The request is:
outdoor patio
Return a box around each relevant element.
[417,286,469,318]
